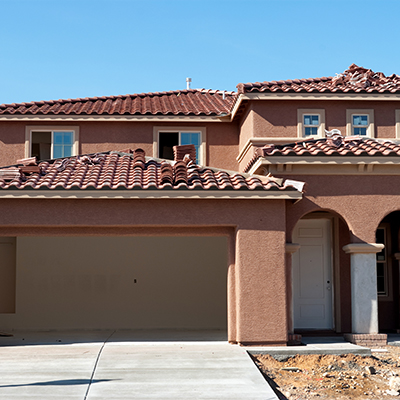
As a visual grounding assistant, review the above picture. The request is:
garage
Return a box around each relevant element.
[0,236,228,332]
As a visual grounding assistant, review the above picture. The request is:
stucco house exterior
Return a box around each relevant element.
[0,64,399,346]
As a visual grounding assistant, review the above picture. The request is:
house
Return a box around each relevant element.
[0,64,399,346]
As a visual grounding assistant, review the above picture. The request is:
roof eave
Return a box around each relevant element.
[248,156,400,175]
[0,114,231,122]
[235,91,400,102]
[0,189,302,200]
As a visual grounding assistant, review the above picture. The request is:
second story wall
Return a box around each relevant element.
[0,120,239,170]
[238,99,400,172]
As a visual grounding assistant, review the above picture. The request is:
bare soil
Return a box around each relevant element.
[252,345,400,399]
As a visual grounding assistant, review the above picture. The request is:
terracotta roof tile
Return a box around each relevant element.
[238,64,400,95]
[244,135,400,172]
[0,89,236,117]
[0,149,298,193]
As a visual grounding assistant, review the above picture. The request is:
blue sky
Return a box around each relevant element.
[1,0,399,105]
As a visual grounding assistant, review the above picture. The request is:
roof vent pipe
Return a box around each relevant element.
[186,77,192,90]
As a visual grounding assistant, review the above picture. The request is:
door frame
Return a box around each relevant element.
[292,214,338,331]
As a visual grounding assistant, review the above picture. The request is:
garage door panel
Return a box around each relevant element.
[8,236,227,331]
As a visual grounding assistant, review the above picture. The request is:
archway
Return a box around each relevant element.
[375,211,400,332]
[291,210,352,334]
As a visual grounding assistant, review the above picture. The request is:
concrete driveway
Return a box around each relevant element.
[0,330,277,399]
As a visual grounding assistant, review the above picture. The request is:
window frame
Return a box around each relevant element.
[153,126,206,165]
[346,109,374,137]
[297,109,325,138]
[376,223,392,300]
[25,126,80,159]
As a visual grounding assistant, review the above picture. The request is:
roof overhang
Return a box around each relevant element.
[0,189,302,200]
[0,114,231,123]
[231,92,400,121]
[249,156,400,175]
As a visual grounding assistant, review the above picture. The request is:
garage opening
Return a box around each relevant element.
[2,236,228,333]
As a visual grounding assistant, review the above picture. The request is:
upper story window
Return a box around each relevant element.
[153,127,206,165]
[26,126,79,160]
[297,109,325,138]
[346,109,374,137]
[303,115,320,136]
[352,115,368,136]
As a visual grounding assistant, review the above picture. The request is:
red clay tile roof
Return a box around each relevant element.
[0,149,298,193]
[0,89,236,117]
[238,64,400,94]
[244,136,400,172]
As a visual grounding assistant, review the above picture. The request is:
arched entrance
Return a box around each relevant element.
[291,211,352,333]
[376,211,400,332]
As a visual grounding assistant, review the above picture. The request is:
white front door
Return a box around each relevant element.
[293,219,333,330]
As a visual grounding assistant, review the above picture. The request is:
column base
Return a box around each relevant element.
[344,333,387,347]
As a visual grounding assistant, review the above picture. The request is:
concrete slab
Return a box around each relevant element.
[0,331,278,399]
[247,336,371,361]
[387,334,400,347]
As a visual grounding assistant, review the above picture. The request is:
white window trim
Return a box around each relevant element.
[153,126,206,165]
[396,110,400,139]
[25,126,80,159]
[297,109,325,138]
[346,109,374,137]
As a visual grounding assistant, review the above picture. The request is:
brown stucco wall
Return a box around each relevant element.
[240,100,399,139]
[0,197,288,345]
[0,121,26,166]
[0,120,239,170]
[285,174,400,244]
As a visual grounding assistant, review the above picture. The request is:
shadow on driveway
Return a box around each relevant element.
[0,378,116,388]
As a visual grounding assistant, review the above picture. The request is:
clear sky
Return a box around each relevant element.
[1,0,399,105]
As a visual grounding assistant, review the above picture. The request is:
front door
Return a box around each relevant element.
[293,219,333,329]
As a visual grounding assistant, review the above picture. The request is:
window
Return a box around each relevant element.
[376,224,391,298]
[25,126,79,160]
[346,109,374,137]
[153,127,206,164]
[158,131,201,163]
[304,115,320,136]
[352,115,368,136]
[297,109,325,138]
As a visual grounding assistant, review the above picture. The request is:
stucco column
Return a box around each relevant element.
[343,243,385,334]
[235,227,287,346]
[285,243,300,335]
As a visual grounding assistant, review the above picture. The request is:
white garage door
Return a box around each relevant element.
[1,236,228,331]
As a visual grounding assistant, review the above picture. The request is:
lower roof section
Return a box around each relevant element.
[0,148,303,199]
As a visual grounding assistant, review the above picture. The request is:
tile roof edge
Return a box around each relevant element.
[0,189,302,199]
[0,89,237,109]
[237,76,334,92]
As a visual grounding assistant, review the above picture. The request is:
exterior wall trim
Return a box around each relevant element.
[0,189,302,200]
[0,115,228,122]
[249,156,400,175]
[285,243,300,254]
[343,243,384,254]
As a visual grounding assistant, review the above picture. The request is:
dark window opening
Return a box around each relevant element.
[159,132,179,160]
[31,131,51,160]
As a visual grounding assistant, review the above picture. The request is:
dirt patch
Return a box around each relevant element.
[252,345,400,399]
